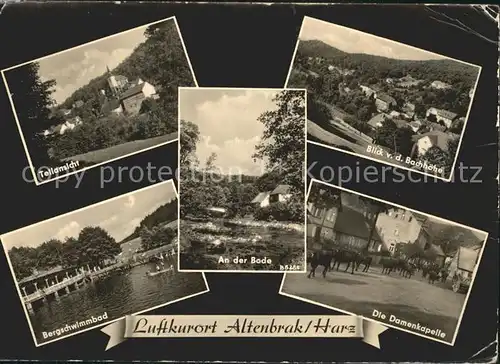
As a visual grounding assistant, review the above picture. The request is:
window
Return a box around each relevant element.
[389,243,396,252]
[409,216,413,222]
[310,225,317,238]
[326,209,336,222]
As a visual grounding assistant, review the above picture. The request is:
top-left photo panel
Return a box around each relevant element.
[1,16,197,186]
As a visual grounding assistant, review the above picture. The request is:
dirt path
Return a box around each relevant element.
[282,266,466,342]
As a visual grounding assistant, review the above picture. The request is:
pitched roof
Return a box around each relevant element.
[376,93,396,104]
[432,80,451,87]
[412,131,453,151]
[367,113,386,128]
[251,192,270,204]
[101,98,121,114]
[425,243,446,257]
[120,83,146,100]
[434,108,457,120]
[333,206,381,242]
[270,184,292,195]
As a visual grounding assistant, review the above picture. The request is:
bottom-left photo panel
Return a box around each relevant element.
[0,179,209,347]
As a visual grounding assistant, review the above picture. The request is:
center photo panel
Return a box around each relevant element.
[177,87,307,273]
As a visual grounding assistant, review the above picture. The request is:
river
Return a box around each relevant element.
[29,262,206,344]
[179,219,306,271]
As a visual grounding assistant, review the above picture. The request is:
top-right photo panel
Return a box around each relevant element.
[286,16,481,182]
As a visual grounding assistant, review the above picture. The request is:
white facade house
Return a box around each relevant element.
[251,192,270,208]
[412,131,452,156]
[269,185,292,204]
[426,107,458,128]
[430,80,452,89]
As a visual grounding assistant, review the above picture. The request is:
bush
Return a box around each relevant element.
[254,202,298,222]
[48,108,177,159]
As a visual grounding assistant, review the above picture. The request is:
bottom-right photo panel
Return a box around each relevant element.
[280,179,488,346]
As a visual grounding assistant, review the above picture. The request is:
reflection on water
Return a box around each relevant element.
[30,262,206,343]
[180,218,305,270]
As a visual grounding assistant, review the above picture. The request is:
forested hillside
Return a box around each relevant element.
[58,19,193,118]
[296,40,479,87]
[120,198,178,243]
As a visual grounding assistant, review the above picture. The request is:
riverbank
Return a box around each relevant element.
[185,216,304,233]
[179,217,306,271]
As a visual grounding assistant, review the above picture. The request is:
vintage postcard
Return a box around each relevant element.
[280,179,488,345]
[0,180,208,347]
[177,87,307,272]
[1,16,197,185]
[286,16,481,182]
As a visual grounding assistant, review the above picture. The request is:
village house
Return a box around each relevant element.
[43,116,83,137]
[119,81,157,115]
[101,98,123,116]
[269,184,292,204]
[106,65,129,96]
[411,130,455,157]
[251,192,270,208]
[307,195,340,250]
[359,84,377,98]
[447,245,480,283]
[397,75,423,88]
[375,93,397,112]
[430,80,452,90]
[402,102,416,119]
[367,113,386,130]
[375,208,425,254]
[306,192,383,252]
[426,107,458,128]
[424,243,447,267]
[331,205,382,251]
[388,110,401,119]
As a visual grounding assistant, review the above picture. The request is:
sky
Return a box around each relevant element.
[32,18,174,105]
[1,181,177,250]
[299,16,447,61]
[180,88,280,176]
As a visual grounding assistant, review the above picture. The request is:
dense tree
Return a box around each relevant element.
[419,146,449,173]
[76,226,121,267]
[4,62,61,167]
[140,226,176,251]
[8,226,122,279]
[253,90,306,195]
[12,19,195,164]
[255,170,284,192]
[374,120,415,156]
[121,199,178,243]
[9,246,38,280]
[180,119,200,167]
